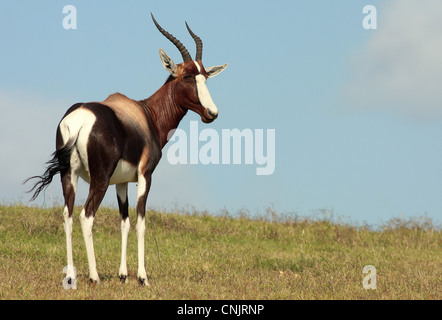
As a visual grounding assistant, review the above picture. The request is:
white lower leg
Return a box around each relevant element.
[63,206,76,288]
[79,209,99,282]
[136,215,148,284]
[119,217,130,280]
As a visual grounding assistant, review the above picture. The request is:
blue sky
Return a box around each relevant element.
[1,0,442,226]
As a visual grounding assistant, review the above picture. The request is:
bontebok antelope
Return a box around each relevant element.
[25,14,228,286]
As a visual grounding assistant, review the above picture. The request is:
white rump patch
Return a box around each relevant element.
[59,108,96,182]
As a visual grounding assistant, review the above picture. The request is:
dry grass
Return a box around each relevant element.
[0,204,440,299]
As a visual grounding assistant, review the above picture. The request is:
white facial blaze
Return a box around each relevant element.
[196,75,218,116]
[194,61,218,117]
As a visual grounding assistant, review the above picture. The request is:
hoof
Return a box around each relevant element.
[88,278,100,285]
[63,276,77,289]
[138,277,150,287]
[119,275,128,284]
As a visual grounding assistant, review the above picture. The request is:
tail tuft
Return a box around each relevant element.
[24,142,74,201]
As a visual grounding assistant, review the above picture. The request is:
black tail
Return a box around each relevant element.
[24,142,74,201]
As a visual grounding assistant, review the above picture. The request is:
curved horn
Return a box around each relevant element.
[185,22,203,61]
[151,13,192,62]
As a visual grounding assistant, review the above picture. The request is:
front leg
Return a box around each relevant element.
[136,173,152,286]
[116,183,129,283]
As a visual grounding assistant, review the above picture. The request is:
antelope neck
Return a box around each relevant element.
[140,81,187,148]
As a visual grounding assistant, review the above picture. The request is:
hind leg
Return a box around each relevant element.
[80,180,109,283]
[73,102,124,283]
[78,136,116,283]
[61,165,79,289]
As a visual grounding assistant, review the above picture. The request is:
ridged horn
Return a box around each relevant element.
[185,22,203,61]
[151,13,192,62]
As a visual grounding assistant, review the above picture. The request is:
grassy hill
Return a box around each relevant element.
[0,205,440,299]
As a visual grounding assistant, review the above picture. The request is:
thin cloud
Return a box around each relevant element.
[342,0,442,120]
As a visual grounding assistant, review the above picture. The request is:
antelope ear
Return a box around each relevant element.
[159,49,177,76]
[205,64,228,78]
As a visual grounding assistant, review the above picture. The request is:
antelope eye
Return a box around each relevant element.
[184,75,194,80]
